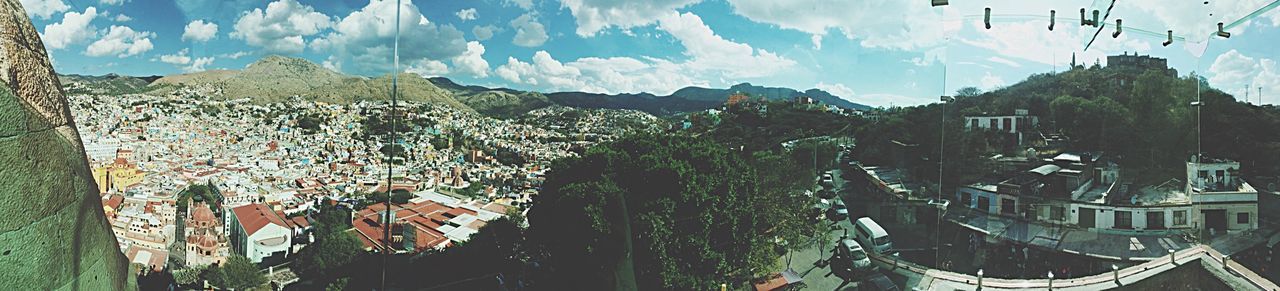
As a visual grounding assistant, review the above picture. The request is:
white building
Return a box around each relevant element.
[963,109,1039,145]
[228,204,298,264]
[954,154,1258,235]
[964,109,1039,133]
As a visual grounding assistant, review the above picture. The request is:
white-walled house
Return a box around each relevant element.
[953,154,1258,235]
[228,204,297,264]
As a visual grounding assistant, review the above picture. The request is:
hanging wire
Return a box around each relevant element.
[380,0,403,290]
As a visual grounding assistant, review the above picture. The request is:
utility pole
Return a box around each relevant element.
[381,0,402,290]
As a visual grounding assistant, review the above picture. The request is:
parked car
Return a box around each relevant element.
[854,217,893,255]
[826,199,848,222]
[838,239,873,271]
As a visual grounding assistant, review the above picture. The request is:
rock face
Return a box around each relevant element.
[0,0,132,290]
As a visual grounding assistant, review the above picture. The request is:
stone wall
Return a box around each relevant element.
[0,0,132,290]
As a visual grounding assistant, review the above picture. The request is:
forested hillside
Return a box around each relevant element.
[853,64,1280,187]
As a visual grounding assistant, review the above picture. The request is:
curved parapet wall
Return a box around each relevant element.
[0,0,132,290]
[871,245,1276,290]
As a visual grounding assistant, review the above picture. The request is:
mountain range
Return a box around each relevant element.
[60,55,872,117]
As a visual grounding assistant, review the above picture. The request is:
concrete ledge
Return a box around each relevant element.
[870,245,1279,290]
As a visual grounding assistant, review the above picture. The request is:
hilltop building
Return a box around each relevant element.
[963,109,1039,146]
[1107,52,1178,84]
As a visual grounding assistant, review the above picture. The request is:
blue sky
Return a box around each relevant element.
[23,0,1280,107]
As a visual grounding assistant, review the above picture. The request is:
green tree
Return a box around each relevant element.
[956,86,983,98]
[294,231,364,281]
[527,133,817,290]
[213,255,266,290]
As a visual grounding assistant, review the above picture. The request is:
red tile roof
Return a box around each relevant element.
[104,194,124,210]
[353,200,477,252]
[231,204,291,236]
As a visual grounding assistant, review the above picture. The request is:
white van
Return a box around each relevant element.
[838,239,873,270]
[853,217,893,255]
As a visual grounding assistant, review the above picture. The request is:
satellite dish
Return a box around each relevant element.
[1268,182,1276,192]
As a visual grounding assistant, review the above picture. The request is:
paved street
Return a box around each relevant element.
[769,153,908,290]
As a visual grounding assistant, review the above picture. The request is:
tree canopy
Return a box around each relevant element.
[204,255,266,290]
[525,133,819,290]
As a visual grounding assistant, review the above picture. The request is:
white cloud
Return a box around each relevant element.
[456,8,477,21]
[496,50,703,95]
[656,12,795,78]
[506,0,533,10]
[157,49,191,65]
[986,56,1021,68]
[21,0,69,19]
[231,0,331,54]
[810,34,822,50]
[510,13,548,47]
[1117,0,1276,42]
[406,59,449,76]
[493,12,795,95]
[1209,49,1280,104]
[473,25,499,41]
[113,14,131,22]
[452,41,490,78]
[220,51,251,59]
[322,55,341,72]
[99,0,126,5]
[41,7,98,50]
[980,72,1006,90]
[725,0,943,50]
[311,0,467,75]
[559,0,700,37]
[155,48,215,72]
[85,25,154,58]
[189,57,214,72]
[959,20,1150,67]
[815,82,855,100]
[183,20,219,42]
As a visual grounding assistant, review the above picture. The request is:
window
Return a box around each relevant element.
[989,118,998,129]
[970,119,978,128]
[1238,212,1250,224]
[1001,198,1016,215]
[961,192,972,206]
[1173,210,1187,226]
[1147,211,1165,229]
[1115,211,1132,229]
[874,236,892,246]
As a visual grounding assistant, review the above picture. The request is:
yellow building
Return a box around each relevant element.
[92,158,145,194]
